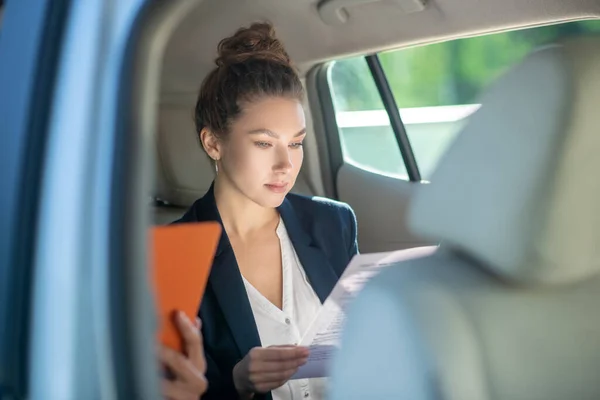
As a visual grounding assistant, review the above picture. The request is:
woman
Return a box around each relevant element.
[175,22,359,400]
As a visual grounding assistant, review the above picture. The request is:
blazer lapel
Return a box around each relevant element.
[209,246,262,358]
[190,184,262,358]
[278,199,339,303]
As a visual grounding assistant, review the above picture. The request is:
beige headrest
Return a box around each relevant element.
[409,36,600,285]
[154,105,215,206]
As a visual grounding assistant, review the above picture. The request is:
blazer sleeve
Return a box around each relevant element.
[201,350,240,400]
[202,352,272,400]
[346,206,359,259]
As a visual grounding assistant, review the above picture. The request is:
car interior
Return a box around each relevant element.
[2,0,600,398]
[148,1,600,396]
[152,0,600,254]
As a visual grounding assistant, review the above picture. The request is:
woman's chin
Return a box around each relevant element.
[255,190,289,209]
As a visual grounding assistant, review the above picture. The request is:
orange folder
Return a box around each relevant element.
[150,222,221,352]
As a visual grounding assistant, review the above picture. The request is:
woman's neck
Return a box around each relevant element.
[213,176,279,239]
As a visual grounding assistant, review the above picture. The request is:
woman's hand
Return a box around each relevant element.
[159,311,208,400]
[232,345,309,397]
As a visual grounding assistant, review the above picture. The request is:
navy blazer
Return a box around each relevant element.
[174,183,358,400]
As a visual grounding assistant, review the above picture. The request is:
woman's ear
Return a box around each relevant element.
[200,128,222,161]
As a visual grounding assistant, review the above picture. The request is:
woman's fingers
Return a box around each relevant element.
[232,345,310,395]
[159,345,208,394]
[175,312,206,373]
[161,379,186,399]
[159,346,197,382]
[244,346,308,393]
[245,346,308,376]
[252,357,306,374]
[255,346,309,362]
[162,379,197,400]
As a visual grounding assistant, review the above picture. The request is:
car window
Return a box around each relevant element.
[328,19,600,181]
[329,57,409,178]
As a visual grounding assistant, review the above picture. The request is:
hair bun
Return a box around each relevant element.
[215,22,292,68]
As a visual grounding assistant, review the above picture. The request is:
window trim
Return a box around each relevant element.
[307,62,345,199]
[365,54,422,182]
[316,54,423,187]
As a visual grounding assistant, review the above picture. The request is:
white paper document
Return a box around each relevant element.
[291,246,437,380]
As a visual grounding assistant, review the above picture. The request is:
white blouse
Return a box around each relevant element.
[242,218,327,400]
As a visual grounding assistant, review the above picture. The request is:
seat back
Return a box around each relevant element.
[328,36,600,400]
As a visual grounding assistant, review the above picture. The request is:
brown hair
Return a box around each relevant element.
[194,22,304,139]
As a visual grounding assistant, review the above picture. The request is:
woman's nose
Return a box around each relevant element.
[273,147,293,173]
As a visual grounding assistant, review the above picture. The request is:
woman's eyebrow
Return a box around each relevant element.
[247,128,306,138]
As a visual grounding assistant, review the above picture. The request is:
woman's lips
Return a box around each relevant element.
[264,183,289,193]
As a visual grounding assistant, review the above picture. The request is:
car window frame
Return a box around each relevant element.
[0,0,72,397]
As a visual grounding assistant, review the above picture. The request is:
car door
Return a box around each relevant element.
[0,0,197,398]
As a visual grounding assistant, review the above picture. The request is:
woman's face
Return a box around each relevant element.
[207,96,306,208]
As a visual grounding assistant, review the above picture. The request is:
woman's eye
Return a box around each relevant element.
[255,141,272,148]
[290,142,304,149]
